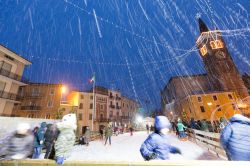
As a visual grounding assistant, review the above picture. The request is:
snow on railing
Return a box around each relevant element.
[187,128,227,160]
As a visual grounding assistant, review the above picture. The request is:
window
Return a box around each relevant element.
[210,40,223,49]
[197,96,202,102]
[90,95,93,99]
[200,106,205,112]
[80,95,84,99]
[100,105,103,109]
[200,45,207,56]
[49,88,55,95]
[47,100,53,107]
[213,95,218,101]
[232,104,237,110]
[32,88,40,96]
[78,113,82,120]
[4,55,14,61]
[0,81,6,91]
[1,61,12,72]
[228,94,233,100]
[90,103,93,109]
[45,114,50,119]
[109,111,113,118]
[89,114,92,120]
[79,103,83,109]
[216,105,221,111]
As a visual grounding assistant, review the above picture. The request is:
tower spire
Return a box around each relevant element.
[198,18,209,33]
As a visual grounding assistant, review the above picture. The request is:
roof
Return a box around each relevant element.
[0,44,32,65]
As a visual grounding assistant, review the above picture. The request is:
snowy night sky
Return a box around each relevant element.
[0,0,249,111]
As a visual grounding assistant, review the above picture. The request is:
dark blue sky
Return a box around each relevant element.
[0,0,249,110]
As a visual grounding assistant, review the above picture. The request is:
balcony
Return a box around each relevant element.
[0,90,21,101]
[115,97,121,100]
[109,105,115,109]
[109,95,114,99]
[116,106,121,109]
[23,93,44,99]
[121,116,130,120]
[21,106,42,111]
[94,118,109,122]
[0,67,27,83]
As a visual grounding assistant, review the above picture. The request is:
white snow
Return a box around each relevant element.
[67,131,205,161]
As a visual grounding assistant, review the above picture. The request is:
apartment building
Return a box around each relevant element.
[0,45,31,116]
[108,89,122,124]
[12,83,63,119]
[121,96,139,125]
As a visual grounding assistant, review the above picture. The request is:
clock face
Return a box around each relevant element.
[215,51,226,59]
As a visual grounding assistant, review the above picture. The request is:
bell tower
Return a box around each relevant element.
[196,18,249,99]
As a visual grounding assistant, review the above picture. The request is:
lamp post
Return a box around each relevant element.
[92,75,96,131]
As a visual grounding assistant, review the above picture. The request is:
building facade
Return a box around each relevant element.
[0,45,31,116]
[121,96,139,124]
[12,83,63,119]
[161,18,250,121]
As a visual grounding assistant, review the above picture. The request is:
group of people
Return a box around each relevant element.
[140,114,250,161]
[0,114,77,165]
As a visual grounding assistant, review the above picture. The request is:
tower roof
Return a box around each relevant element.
[198,18,209,33]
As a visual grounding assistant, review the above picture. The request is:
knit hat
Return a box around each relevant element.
[155,116,171,131]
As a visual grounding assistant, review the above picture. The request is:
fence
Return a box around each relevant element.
[187,128,227,159]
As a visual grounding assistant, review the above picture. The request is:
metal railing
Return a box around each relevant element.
[20,106,42,110]
[0,67,25,82]
[94,118,109,122]
[0,90,20,101]
[187,128,227,159]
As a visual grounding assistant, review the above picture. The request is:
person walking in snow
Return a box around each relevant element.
[129,125,134,136]
[104,123,113,146]
[44,123,59,159]
[177,119,187,139]
[32,122,47,159]
[84,126,91,146]
[220,114,250,161]
[0,123,34,160]
[55,114,77,165]
[140,116,181,160]
[146,124,149,134]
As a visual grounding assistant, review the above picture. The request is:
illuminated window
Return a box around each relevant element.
[200,45,207,56]
[210,40,224,49]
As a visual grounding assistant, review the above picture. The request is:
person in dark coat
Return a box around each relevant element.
[129,125,134,136]
[150,125,154,132]
[140,116,181,160]
[104,123,113,145]
[0,123,34,160]
[32,122,47,159]
[146,124,149,134]
[220,114,250,161]
[84,126,91,146]
[190,118,196,129]
[44,124,59,159]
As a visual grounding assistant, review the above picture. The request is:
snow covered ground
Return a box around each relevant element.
[67,131,207,161]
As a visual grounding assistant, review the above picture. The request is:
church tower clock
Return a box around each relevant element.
[196,18,249,99]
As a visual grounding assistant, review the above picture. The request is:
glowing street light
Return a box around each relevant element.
[61,86,67,94]
[207,102,212,106]
[136,116,143,123]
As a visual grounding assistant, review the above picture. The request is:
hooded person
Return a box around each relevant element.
[220,114,250,161]
[55,114,77,165]
[0,123,34,160]
[44,123,60,159]
[32,122,47,159]
[140,116,181,160]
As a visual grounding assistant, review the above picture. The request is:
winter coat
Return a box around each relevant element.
[104,126,113,137]
[177,122,186,132]
[55,114,77,158]
[220,114,250,161]
[140,116,180,160]
[34,122,47,148]
[200,120,209,132]
[0,132,34,159]
[44,124,59,144]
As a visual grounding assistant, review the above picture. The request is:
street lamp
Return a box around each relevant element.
[207,102,212,106]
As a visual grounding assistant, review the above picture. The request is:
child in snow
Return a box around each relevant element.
[177,119,187,140]
[55,114,77,165]
[140,116,181,160]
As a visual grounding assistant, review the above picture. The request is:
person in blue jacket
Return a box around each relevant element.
[220,114,250,161]
[140,116,181,160]
[32,122,47,159]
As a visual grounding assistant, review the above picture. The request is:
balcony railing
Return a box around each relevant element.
[21,106,42,110]
[116,106,121,109]
[109,105,115,109]
[0,90,21,101]
[94,118,109,122]
[0,67,26,82]
[23,93,44,98]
